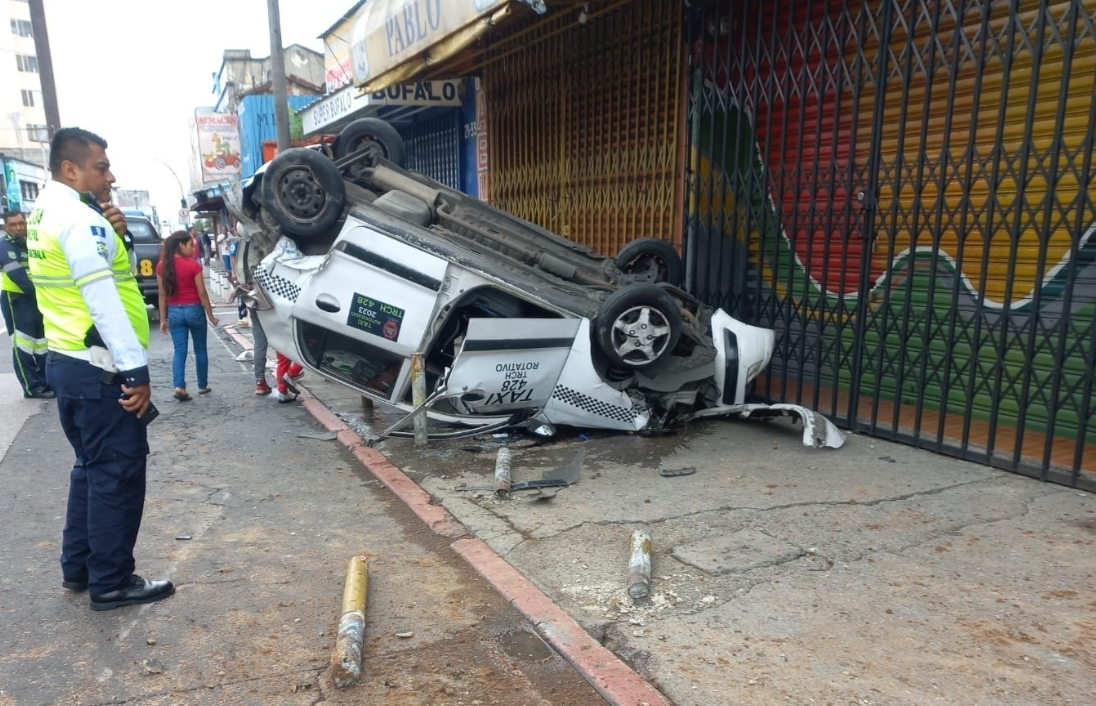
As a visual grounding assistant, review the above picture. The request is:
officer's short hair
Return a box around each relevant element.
[49,128,108,175]
[2,210,23,224]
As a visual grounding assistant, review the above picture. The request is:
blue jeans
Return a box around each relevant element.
[167,304,208,390]
[222,254,232,273]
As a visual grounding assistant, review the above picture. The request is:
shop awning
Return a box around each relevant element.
[350,0,546,93]
[190,195,225,213]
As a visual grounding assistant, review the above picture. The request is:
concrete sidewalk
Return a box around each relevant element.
[0,323,603,706]
[279,339,1096,706]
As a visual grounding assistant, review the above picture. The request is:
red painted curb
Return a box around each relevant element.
[225,326,252,351]
[453,538,672,706]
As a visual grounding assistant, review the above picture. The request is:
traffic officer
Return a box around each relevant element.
[28,127,173,611]
[1,210,52,397]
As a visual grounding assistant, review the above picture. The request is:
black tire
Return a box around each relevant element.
[616,238,684,286]
[595,284,683,369]
[260,148,346,240]
[214,156,226,170]
[333,118,406,167]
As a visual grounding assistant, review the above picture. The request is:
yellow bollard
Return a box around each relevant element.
[331,556,369,687]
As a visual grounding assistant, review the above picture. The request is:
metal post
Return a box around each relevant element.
[410,352,427,446]
[330,556,368,688]
[626,529,652,599]
[266,0,291,152]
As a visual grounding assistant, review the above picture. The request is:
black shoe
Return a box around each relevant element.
[89,575,174,611]
[24,388,56,399]
[62,576,88,592]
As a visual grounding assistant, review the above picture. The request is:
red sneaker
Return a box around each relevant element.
[255,380,272,396]
[288,363,304,380]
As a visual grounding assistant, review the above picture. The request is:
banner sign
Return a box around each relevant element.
[195,113,242,183]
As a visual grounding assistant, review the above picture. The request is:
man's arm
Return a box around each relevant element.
[0,240,34,295]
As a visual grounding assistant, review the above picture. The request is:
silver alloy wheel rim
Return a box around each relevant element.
[610,304,672,365]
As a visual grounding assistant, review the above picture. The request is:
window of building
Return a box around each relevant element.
[20,89,34,107]
[15,54,38,73]
[25,124,47,142]
[10,19,33,37]
[20,181,39,202]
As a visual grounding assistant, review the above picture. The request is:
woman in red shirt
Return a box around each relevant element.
[156,231,219,400]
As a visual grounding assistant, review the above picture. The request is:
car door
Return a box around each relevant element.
[443,317,582,415]
[291,223,449,401]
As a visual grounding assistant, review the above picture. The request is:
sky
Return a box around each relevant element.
[44,0,355,229]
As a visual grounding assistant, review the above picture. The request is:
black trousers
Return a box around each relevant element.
[3,291,47,393]
[47,353,150,594]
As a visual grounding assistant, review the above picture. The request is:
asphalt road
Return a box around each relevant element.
[0,316,604,706]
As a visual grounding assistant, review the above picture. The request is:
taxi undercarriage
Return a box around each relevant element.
[226,119,844,449]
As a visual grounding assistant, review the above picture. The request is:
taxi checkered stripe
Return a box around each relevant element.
[254,266,301,303]
[550,385,637,424]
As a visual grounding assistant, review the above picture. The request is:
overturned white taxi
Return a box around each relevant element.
[227,119,843,448]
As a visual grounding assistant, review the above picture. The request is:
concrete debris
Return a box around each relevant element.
[140,659,164,675]
[297,431,338,441]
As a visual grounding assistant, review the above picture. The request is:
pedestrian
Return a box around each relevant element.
[242,287,302,400]
[1,210,52,398]
[187,228,203,264]
[27,126,173,610]
[217,230,230,273]
[199,230,212,264]
[156,231,219,400]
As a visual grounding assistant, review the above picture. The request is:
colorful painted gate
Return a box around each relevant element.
[685,0,1096,487]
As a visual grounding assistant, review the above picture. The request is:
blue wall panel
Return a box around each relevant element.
[238,94,318,178]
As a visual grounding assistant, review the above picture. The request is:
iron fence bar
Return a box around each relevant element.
[1069,5,1096,477]
[701,7,721,309]
[1004,2,1050,473]
[805,0,833,414]
[818,1,853,419]
[1030,0,1081,477]
[849,0,895,427]
[760,1,786,401]
[744,1,767,324]
[870,0,917,437]
[839,0,873,424]
[714,1,735,314]
[899,0,945,441]
[791,0,819,408]
[682,4,699,296]
[907,0,951,440]
[775,1,800,403]
[934,0,982,453]
[963,0,1019,459]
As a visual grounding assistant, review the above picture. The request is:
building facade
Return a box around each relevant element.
[0,0,56,168]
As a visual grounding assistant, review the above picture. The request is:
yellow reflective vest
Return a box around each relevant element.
[27,181,149,370]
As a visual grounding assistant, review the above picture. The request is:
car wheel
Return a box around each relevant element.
[616,238,684,286]
[595,284,683,369]
[260,148,346,239]
[333,118,406,168]
[214,156,227,170]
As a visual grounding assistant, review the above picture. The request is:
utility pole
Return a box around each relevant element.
[27,0,60,137]
[266,0,291,152]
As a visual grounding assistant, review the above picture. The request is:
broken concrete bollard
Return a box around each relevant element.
[331,556,369,688]
[627,529,652,599]
[494,447,512,497]
[411,353,427,446]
